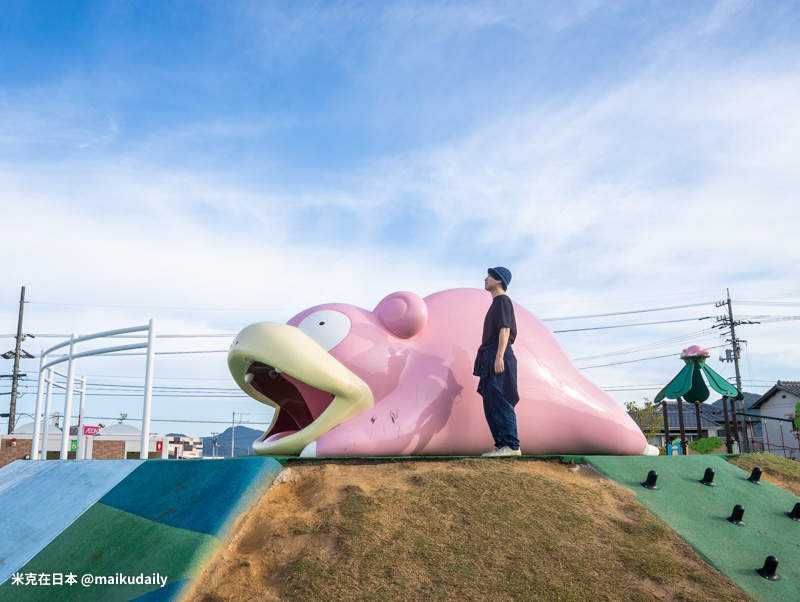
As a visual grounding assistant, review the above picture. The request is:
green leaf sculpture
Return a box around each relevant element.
[655,345,742,403]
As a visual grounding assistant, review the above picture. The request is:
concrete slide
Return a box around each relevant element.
[0,457,283,601]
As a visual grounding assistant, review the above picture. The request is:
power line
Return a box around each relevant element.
[9,294,796,404]
[740,316,800,324]
[735,301,800,307]
[45,373,234,382]
[540,301,714,322]
[554,317,710,333]
[21,300,717,326]
[1,373,235,384]
[577,344,728,370]
[601,385,665,392]
[0,333,235,338]
[68,388,243,396]
[521,289,720,305]
[26,301,294,312]
[577,352,680,370]
[2,380,249,398]
[572,329,716,361]
[4,383,242,394]
[82,416,271,425]
[77,383,240,391]
[34,349,229,359]
[68,393,250,398]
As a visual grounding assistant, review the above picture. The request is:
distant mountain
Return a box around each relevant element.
[201,426,262,458]
[711,392,762,411]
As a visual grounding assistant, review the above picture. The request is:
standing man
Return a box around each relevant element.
[474,267,521,456]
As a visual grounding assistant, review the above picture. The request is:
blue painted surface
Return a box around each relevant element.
[130,579,190,602]
[0,460,144,585]
[100,457,284,538]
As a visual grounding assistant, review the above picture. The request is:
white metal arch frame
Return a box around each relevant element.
[33,368,87,460]
[31,319,156,460]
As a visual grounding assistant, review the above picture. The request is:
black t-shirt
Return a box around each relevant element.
[481,294,517,346]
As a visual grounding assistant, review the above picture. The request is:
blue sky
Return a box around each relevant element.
[2,1,800,440]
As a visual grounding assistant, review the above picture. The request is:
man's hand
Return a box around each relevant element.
[495,327,510,374]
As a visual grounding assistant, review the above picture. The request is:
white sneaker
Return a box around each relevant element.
[481,446,502,457]
[482,446,521,457]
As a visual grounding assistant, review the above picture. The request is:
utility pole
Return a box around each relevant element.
[231,411,249,458]
[7,287,25,435]
[715,289,752,452]
[211,431,218,459]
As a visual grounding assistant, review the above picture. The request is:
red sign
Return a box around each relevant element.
[156,441,163,452]
[83,425,100,436]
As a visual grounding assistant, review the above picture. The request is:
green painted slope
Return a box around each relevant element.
[586,455,800,602]
[0,502,219,601]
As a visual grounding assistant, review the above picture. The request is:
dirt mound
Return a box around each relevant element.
[187,458,748,601]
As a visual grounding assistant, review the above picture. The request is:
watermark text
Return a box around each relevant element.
[10,572,168,588]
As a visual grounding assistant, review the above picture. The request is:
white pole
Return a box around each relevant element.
[41,369,54,460]
[60,336,77,459]
[231,412,235,458]
[140,318,156,459]
[76,376,87,460]
[31,350,47,460]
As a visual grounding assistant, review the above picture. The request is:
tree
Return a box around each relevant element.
[117,413,128,424]
[625,398,662,445]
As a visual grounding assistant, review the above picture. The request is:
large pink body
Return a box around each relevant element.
[285,288,648,456]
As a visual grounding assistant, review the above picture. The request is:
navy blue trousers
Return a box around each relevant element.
[474,344,520,450]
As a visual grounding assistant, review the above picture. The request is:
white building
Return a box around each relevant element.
[751,381,800,461]
[95,424,170,460]
[1,421,169,467]
[165,435,204,459]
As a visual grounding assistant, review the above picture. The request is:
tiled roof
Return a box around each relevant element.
[629,401,732,430]
[777,381,800,396]
[667,402,724,429]
[751,381,800,409]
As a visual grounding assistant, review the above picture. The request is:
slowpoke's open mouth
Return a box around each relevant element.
[247,361,333,443]
[228,322,374,456]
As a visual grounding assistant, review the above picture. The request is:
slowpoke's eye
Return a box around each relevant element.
[297,310,351,351]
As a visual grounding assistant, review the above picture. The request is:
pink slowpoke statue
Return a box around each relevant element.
[228,289,658,457]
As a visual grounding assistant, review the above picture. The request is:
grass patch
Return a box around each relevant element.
[727,452,800,496]
[276,460,747,601]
